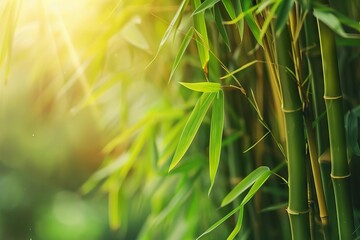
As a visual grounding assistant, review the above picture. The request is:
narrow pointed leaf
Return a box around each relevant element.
[314,4,360,32]
[214,5,230,51]
[208,90,224,194]
[314,8,359,39]
[221,60,260,79]
[240,170,272,205]
[242,0,263,46]
[192,0,220,15]
[193,0,210,73]
[222,0,244,40]
[222,0,236,19]
[147,0,189,66]
[221,166,270,207]
[274,0,295,36]
[169,27,194,82]
[169,92,216,171]
[227,207,244,240]
[196,204,243,239]
[259,0,281,40]
[196,166,271,240]
[197,168,271,239]
[180,82,221,92]
[159,0,189,48]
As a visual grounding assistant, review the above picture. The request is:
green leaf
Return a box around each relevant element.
[169,92,216,171]
[240,170,272,205]
[314,4,360,32]
[214,5,230,51]
[221,166,271,207]
[169,153,206,174]
[169,27,194,82]
[196,204,242,239]
[209,90,224,195]
[193,0,210,73]
[192,0,220,15]
[222,0,236,19]
[197,169,271,239]
[243,131,270,153]
[222,0,244,40]
[180,82,221,92]
[160,0,189,47]
[314,8,359,39]
[242,0,263,46]
[220,60,260,79]
[147,0,189,66]
[259,0,281,40]
[274,0,294,36]
[227,207,244,240]
[259,202,288,213]
[345,106,360,157]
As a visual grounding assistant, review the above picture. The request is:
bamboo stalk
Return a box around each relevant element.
[316,3,355,238]
[275,26,310,240]
[304,13,338,239]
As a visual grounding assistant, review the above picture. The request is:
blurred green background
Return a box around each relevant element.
[0,0,187,239]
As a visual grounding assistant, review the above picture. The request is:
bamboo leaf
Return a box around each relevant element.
[227,207,244,240]
[243,131,270,153]
[274,0,294,36]
[214,5,231,51]
[169,92,216,171]
[259,202,288,213]
[222,0,236,19]
[169,153,206,174]
[222,0,244,41]
[196,204,243,239]
[180,82,221,92]
[314,4,360,32]
[259,0,281,40]
[242,0,263,46]
[193,0,210,73]
[221,166,270,207]
[198,168,270,239]
[209,90,224,195]
[169,27,194,82]
[147,0,189,66]
[314,8,360,39]
[160,0,189,47]
[345,106,360,157]
[192,0,220,15]
[220,60,260,79]
[240,170,272,205]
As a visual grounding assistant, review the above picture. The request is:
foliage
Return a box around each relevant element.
[1,0,360,239]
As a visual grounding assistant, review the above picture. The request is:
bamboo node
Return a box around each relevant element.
[323,95,342,100]
[330,173,351,179]
[282,106,302,113]
[286,207,310,215]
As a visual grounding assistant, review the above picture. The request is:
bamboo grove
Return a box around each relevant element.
[136,0,360,239]
[2,0,360,239]
[91,0,360,239]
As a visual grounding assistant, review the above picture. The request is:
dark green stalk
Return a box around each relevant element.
[275,27,310,240]
[316,5,355,239]
[304,13,338,239]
